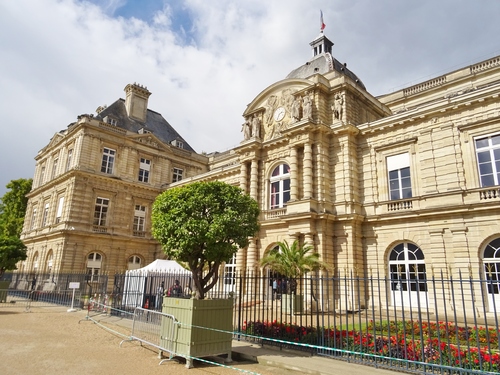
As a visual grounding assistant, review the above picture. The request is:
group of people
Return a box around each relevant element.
[154,279,190,309]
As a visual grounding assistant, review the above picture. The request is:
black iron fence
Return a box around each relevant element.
[2,268,499,374]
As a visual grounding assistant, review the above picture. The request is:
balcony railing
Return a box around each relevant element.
[264,208,287,220]
[387,199,413,211]
[479,187,500,200]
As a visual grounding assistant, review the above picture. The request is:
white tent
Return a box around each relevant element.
[121,260,192,309]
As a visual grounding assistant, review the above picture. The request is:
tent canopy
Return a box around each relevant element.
[126,259,190,274]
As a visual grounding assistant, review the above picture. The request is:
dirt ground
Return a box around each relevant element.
[0,305,288,375]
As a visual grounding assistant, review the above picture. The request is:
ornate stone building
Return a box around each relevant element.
[20,84,208,277]
[21,31,500,312]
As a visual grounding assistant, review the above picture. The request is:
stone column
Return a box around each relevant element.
[250,159,259,200]
[246,239,257,270]
[290,146,298,200]
[303,142,313,198]
[240,162,248,193]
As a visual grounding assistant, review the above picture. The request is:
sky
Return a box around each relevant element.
[1,0,500,196]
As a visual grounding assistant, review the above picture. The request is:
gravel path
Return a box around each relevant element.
[0,305,287,375]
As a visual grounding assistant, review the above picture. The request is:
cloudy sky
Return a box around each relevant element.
[1,0,500,196]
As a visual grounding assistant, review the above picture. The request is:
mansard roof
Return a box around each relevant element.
[95,99,196,153]
[286,53,366,90]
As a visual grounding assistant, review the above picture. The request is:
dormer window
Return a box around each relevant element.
[171,140,184,149]
[103,116,117,126]
[138,128,151,134]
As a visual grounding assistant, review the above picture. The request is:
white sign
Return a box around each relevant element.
[69,282,80,289]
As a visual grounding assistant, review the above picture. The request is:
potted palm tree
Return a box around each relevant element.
[260,239,327,314]
[152,181,259,368]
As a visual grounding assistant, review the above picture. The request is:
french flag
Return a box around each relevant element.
[320,10,326,31]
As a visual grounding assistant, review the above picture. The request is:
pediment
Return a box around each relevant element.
[128,133,167,151]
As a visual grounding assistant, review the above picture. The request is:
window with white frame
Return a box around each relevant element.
[133,205,146,234]
[93,197,109,226]
[138,158,151,183]
[172,167,183,183]
[475,134,500,187]
[33,252,39,272]
[101,147,115,174]
[46,251,53,273]
[51,158,59,179]
[270,164,291,209]
[483,238,500,295]
[387,153,412,200]
[55,196,64,223]
[41,202,49,227]
[128,255,142,270]
[30,207,38,230]
[224,254,237,285]
[86,252,102,282]
[66,149,73,172]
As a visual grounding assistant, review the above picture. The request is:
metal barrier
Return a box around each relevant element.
[119,306,177,363]
[0,289,82,312]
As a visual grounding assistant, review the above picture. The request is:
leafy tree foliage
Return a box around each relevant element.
[260,240,328,293]
[0,179,32,277]
[152,181,259,299]
[0,178,32,237]
[0,236,27,277]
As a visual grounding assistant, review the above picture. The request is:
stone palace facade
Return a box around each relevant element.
[20,32,500,311]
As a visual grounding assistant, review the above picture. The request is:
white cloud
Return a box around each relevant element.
[1,0,500,195]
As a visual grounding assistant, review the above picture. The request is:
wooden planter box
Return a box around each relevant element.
[161,297,233,368]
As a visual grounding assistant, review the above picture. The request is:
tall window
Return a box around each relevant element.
[51,158,59,179]
[270,164,290,209]
[138,158,151,183]
[475,134,500,187]
[86,253,102,282]
[41,202,49,227]
[39,165,46,186]
[101,147,115,174]
[224,254,237,285]
[483,238,500,298]
[66,149,73,171]
[93,197,109,226]
[33,252,39,272]
[128,255,142,270]
[387,153,412,200]
[133,205,146,235]
[46,251,53,273]
[173,167,183,183]
[55,196,64,223]
[30,207,37,230]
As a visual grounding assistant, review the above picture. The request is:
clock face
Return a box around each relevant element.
[274,107,286,122]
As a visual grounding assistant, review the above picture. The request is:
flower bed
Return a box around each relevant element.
[241,320,500,372]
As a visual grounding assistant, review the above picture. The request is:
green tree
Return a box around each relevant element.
[0,179,31,277]
[152,181,259,299]
[260,239,328,293]
[0,236,27,277]
[0,178,32,237]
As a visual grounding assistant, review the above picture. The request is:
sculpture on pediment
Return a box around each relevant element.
[282,88,294,114]
[252,114,261,139]
[302,92,312,120]
[291,95,301,122]
[241,119,251,140]
[264,95,278,125]
[333,93,344,121]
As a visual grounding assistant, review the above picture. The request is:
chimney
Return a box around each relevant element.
[124,83,151,122]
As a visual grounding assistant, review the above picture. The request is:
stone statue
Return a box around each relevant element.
[241,119,251,140]
[291,96,301,121]
[333,93,344,121]
[252,114,261,138]
[302,93,312,119]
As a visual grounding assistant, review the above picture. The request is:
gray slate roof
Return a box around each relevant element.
[95,99,196,153]
[286,53,366,90]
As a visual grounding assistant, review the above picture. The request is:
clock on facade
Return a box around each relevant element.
[273,107,286,122]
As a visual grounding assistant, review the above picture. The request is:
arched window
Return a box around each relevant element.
[127,255,142,270]
[86,252,102,282]
[483,237,500,309]
[389,242,427,307]
[45,251,53,273]
[270,164,290,209]
[33,252,39,272]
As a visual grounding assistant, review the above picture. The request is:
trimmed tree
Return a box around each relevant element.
[152,181,259,300]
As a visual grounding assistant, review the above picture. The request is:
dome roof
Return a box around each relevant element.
[286,52,366,90]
